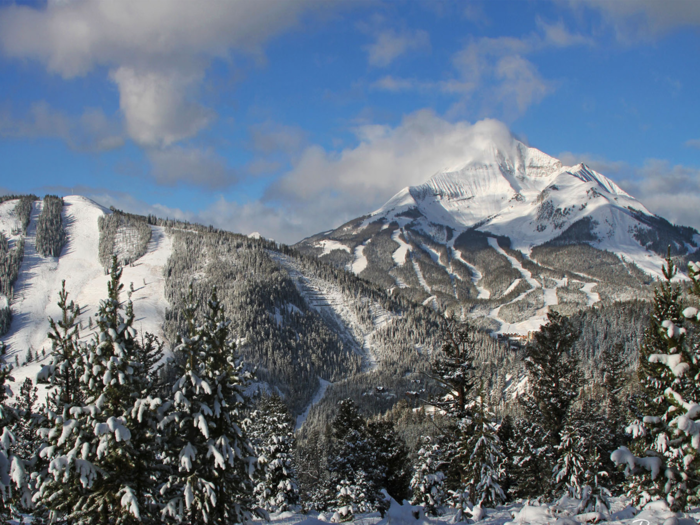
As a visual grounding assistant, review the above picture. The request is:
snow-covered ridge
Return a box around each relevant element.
[0,196,172,396]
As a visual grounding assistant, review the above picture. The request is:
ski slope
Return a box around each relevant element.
[1,196,172,396]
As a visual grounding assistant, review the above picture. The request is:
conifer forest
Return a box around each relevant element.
[0,195,699,524]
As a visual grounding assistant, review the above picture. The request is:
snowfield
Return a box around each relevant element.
[200,496,699,525]
[1,196,171,397]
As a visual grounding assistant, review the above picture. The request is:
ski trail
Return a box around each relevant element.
[350,242,368,274]
[412,258,431,293]
[269,251,393,372]
[295,378,331,430]
[391,229,411,266]
[579,282,600,306]
[487,237,540,290]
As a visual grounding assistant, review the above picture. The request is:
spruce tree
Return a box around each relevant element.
[36,256,161,524]
[248,393,299,512]
[612,253,700,511]
[520,311,582,445]
[0,364,33,519]
[160,286,257,524]
[453,392,505,512]
[507,419,553,501]
[327,399,377,519]
[409,436,446,516]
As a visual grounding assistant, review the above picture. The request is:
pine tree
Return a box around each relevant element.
[612,253,700,511]
[507,419,553,501]
[409,436,446,516]
[160,286,257,524]
[40,280,84,411]
[366,419,411,504]
[428,318,477,421]
[248,393,299,512]
[520,312,582,446]
[36,256,161,524]
[327,400,378,518]
[453,392,505,511]
[0,364,33,519]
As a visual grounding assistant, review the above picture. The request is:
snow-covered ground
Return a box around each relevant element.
[351,242,369,274]
[392,229,412,266]
[1,196,171,397]
[228,496,699,525]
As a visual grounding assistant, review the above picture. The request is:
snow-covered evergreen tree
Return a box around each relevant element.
[367,419,411,503]
[508,418,554,501]
[520,312,582,446]
[0,364,33,520]
[248,393,299,512]
[159,286,257,524]
[453,393,505,512]
[327,400,377,515]
[35,256,161,524]
[612,253,700,511]
[409,436,446,515]
[39,280,84,411]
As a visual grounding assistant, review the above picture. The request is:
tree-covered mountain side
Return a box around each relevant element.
[0,193,663,428]
[296,142,697,336]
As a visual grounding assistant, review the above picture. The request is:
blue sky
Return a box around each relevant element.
[0,0,699,243]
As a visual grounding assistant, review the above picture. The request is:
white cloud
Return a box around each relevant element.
[365,28,430,67]
[567,0,700,41]
[110,66,213,148]
[148,147,237,189]
[258,110,519,242]
[0,0,338,147]
[685,139,700,150]
[0,101,124,152]
[371,21,591,118]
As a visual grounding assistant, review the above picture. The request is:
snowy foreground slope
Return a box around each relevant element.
[297,140,697,334]
[86,497,692,525]
[0,196,172,396]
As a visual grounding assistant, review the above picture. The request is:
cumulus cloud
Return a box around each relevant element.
[365,28,430,67]
[372,20,591,118]
[148,147,237,189]
[567,0,700,41]
[685,139,700,150]
[0,0,337,147]
[110,66,213,148]
[256,110,519,242]
[0,101,124,152]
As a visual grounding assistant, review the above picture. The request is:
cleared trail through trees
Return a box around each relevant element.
[269,251,397,373]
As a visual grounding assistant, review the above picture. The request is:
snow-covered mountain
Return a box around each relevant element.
[0,195,468,424]
[296,141,698,333]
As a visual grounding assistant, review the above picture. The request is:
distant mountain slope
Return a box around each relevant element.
[1,195,518,425]
[296,141,697,333]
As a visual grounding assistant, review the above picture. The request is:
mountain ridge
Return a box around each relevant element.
[295,140,698,333]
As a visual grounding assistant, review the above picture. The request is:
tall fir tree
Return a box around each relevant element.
[506,418,553,501]
[452,391,505,513]
[248,393,300,512]
[36,256,161,524]
[520,312,582,446]
[410,436,446,516]
[612,253,700,511]
[0,364,33,520]
[160,286,258,524]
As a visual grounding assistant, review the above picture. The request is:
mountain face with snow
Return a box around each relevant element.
[1,195,478,425]
[296,141,699,334]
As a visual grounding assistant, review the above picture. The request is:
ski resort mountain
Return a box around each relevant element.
[296,141,698,334]
[0,195,504,427]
